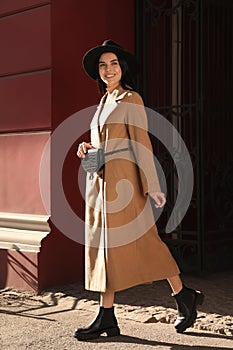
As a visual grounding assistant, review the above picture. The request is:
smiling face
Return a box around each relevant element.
[98,52,122,91]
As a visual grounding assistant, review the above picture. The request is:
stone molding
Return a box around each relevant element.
[0,212,50,252]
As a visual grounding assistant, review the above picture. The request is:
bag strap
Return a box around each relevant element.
[105,147,130,156]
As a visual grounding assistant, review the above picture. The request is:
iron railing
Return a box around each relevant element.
[135,0,233,272]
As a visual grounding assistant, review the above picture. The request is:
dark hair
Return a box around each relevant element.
[96,52,137,96]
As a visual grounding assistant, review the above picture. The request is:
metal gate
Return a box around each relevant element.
[136,0,233,272]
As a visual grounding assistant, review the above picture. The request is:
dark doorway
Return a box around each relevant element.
[136,0,233,272]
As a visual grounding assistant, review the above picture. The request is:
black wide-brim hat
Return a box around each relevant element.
[82,39,138,80]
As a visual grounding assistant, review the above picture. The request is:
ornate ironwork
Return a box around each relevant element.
[145,0,197,25]
[136,0,233,272]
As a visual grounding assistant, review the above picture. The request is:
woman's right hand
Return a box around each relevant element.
[76,142,92,158]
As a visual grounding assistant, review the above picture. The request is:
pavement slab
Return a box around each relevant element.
[0,272,232,349]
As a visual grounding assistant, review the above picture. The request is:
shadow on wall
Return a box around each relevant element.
[0,250,38,291]
[0,249,7,288]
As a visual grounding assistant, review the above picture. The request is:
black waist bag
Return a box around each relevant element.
[81,147,130,173]
[81,148,105,173]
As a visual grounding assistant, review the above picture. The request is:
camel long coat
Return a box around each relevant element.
[85,87,180,292]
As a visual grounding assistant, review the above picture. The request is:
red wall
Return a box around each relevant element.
[0,1,52,291]
[0,0,51,214]
[0,0,135,292]
[0,4,51,133]
[0,250,39,291]
[0,1,50,15]
[0,133,49,213]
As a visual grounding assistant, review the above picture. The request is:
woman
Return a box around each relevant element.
[75,40,204,341]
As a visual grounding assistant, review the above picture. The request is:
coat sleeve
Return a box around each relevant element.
[125,92,161,195]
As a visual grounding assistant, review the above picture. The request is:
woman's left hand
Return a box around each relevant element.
[149,191,166,208]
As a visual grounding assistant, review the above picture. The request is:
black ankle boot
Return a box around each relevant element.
[172,285,204,333]
[74,306,120,341]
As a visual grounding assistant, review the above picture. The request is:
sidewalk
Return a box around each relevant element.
[0,272,232,349]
